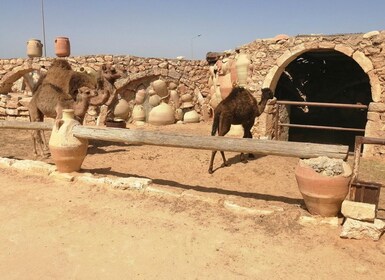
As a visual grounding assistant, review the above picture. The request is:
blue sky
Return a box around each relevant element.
[1,0,384,59]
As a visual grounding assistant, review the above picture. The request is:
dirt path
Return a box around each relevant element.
[0,122,385,279]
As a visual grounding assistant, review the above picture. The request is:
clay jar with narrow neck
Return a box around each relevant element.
[49,109,88,172]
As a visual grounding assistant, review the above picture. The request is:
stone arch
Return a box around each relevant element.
[262,43,376,149]
[0,65,44,94]
[262,44,381,102]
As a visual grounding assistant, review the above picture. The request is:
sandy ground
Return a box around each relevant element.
[0,121,385,280]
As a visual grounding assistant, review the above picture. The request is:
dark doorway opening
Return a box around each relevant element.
[275,49,372,150]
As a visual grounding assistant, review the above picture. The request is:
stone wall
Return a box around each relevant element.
[0,55,210,124]
[228,30,385,156]
[1,30,384,156]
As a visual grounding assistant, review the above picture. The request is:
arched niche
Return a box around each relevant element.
[264,46,375,150]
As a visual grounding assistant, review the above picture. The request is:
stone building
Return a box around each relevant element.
[0,30,384,156]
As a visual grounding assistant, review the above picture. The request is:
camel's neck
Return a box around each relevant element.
[73,96,90,119]
[256,97,269,117]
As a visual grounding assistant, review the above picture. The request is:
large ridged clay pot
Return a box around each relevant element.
[295,160,352,217]
[148,102,175,125]
[49,109,88,173]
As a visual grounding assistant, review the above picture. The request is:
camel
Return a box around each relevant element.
[28,59,109,157]
[95,63,122,124]
[208,86,273,174]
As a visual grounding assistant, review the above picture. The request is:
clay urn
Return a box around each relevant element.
[235,53,251,87]
[227,125,244,138]
[183,110,200,123]
[149,94,161,107]
[27,39,43,58]
[55,36,70,57]
[295,158,352,217]
[169,90,180,108]
[148,102,175,125]
[114,98,130,120]
[49,109,88,173]
[135,89,146,105]
[132,104,146,121]
[152,79,168,99]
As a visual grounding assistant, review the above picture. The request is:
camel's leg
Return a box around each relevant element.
[208,151,217,174]
[29,106,48,157]
[240,121,254,163]
[31,130,39,156]
[39,130,50,157]
[208,117,232,173]
[217,117,231,168]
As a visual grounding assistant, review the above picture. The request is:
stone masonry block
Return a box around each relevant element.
[341,200,376,222]
[352,51,374,73]
[334,44,354,57]
[340,218,385,241]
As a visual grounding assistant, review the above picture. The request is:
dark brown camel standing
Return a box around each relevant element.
[208,86,273,174]
[28,59,106,157]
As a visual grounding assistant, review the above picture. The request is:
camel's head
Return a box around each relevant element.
[100,63,123,84]
[260,88,274,104]
[76,86,98,100]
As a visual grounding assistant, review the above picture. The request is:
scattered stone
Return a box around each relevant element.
[341,200,376,222]
[363,30,380,39]
[0,157,16,167]
[49,171,75,182]
[340,218,385,241]
[298,215,339,227]
[105,177,152,190]
[76,175,108,185]
[223,200,280,216]
[146,185,183,197]
[11,159,55,175]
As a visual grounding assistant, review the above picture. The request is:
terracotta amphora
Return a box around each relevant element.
[49,109,88,173]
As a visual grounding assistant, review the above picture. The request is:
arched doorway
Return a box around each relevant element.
[275,49,372,150]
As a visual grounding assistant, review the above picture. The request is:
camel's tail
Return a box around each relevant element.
[211,111,220,136]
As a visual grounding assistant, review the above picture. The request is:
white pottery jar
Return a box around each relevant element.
[135,89,147,105]
[183,110,200,123]
[235,53,251,86]
[149,94,161,107]
[152,79,168,98]
[132,104,146,121]
[148,102,175,125]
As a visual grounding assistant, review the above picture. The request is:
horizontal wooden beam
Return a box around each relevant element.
[72,125,349,160]
[0,120,53,130]
[0,121,349,159]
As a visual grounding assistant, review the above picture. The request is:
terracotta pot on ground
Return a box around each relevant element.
[49,109,88,173]
[295,159,352,217]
